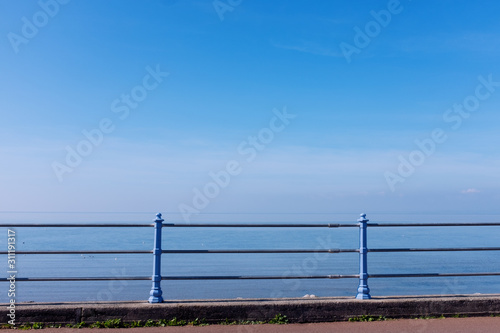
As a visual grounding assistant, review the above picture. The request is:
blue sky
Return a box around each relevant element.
[1,0,499,217]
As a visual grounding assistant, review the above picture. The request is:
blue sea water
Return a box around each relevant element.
[1,212,499,303]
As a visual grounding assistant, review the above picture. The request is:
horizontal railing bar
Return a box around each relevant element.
[3,222,498,228]
[5,247,498,255]
[367,222,500,227]
[4,272,499,281]
[0,224,153,227]
[1,222,498,228]
[162,275,359,280]
[369,272,500,278]
[0,277,151,281]
[4,247,497,255]
[162,249,359,254]
[369,247,500,252]
[163,223,359,228]
[0,250,152,255]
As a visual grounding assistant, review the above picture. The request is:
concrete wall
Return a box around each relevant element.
[2,295,500,324]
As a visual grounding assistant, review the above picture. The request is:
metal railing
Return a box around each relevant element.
[1,213,500,302]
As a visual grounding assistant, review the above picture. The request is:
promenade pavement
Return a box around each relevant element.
[37,317,500,333]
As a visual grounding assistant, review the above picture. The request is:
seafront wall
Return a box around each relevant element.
[2,294,500,324]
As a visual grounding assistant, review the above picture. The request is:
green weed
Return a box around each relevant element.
[143,319,156,327]
[268,314,288,324]
[349,315,386,322]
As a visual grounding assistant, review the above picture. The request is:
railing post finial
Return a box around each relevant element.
[149,212,164,303]
[356,213,371,299]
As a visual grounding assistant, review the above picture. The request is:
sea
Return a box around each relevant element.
[1,212,499,303]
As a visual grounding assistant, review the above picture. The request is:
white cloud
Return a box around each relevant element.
[461,188,480,194]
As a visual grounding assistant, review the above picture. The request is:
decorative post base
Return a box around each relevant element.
[148,283,163,303]
[356,284,371,299]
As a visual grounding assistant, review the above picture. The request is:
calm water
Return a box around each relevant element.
[1,212,499,303]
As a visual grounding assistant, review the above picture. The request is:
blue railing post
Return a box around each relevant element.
[148,213,164,303]
[356,213,371,299]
